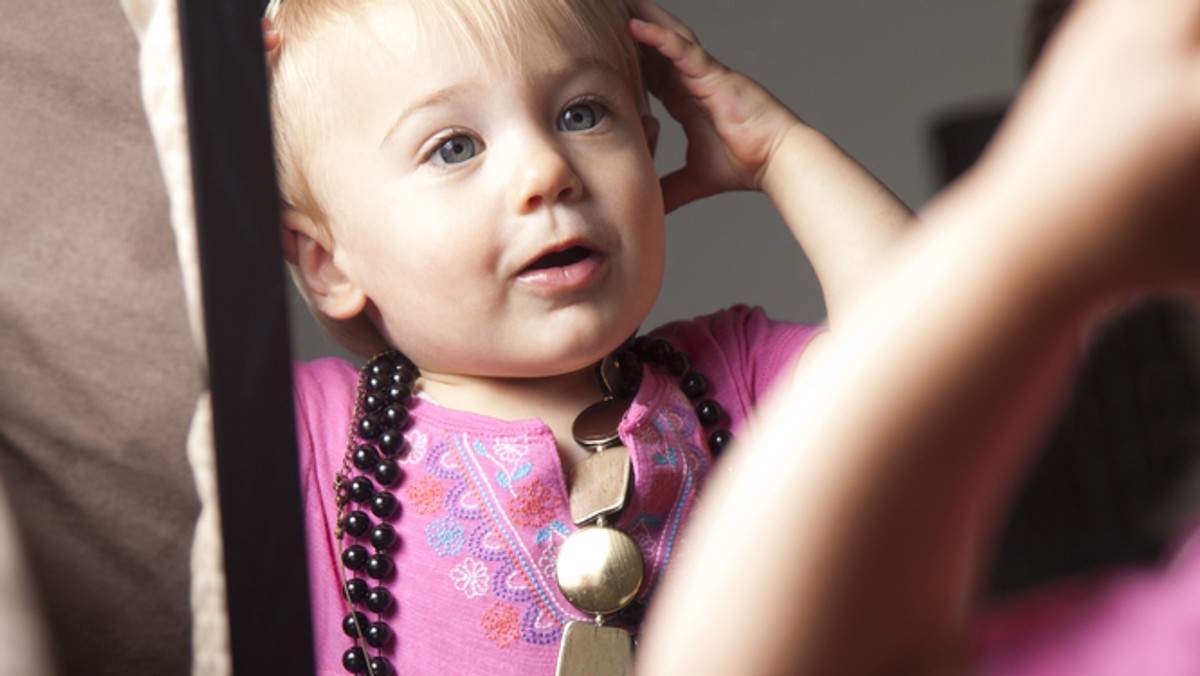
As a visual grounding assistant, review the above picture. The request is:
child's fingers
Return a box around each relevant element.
[262,17,280,51]
[626,0,699,45]
[628,15,718,83]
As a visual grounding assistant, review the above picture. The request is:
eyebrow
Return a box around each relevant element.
[379,84,468,149]
[378,57,622,149]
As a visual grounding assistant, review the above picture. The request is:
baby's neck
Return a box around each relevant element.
[417,366,605,468]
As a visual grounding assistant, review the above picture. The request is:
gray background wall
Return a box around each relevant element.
[290,0,1034,361]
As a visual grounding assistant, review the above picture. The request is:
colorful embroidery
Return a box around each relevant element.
[405,388,713,653]
[426,516,466,557]
[492,440,527,464]
[398,428,428,465]
[449,434,573,645]
[537,543,559,581]
[450,557,490,599]
[481,602,521,649]
[508,479,562,528]
[405,476,447,515]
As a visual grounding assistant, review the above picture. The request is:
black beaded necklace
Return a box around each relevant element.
[333,336,731,676]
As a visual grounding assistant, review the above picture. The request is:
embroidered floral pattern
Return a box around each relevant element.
[426,516,466,557]
[399,428,429,465]
[406,476,447,515]
[450,557,490,599]
[537,543,559,582]
[508,479,561,527]
[492,440,527,464]
[481,602,521,649]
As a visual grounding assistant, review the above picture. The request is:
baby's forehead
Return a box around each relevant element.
[404,0,632,72]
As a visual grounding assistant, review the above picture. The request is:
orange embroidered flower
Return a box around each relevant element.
[481,602,520,648]
[405,476,447,514]
[508,479,561,527]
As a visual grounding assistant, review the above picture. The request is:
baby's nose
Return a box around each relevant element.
[512,136,583,213]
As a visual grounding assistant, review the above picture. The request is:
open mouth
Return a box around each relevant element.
[523,245,592,271]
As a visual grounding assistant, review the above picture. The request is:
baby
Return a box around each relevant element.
[265,0,908,673]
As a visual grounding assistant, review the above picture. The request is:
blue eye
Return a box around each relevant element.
[559,102,603,132]
[435,135,477,164]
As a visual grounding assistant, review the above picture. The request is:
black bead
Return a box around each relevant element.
[681,372,709,399]
[352,445,379,471]
[347,476,375,503]
[363,393,385,413]
[344,578,369,604]
[374,459,401,487]
[617,599,645,626]
[390,368,415,386]
[616,350,642,378]
[708,429,733,454]
[371,491,399,520]
[366,375,386,392]
[342,646,367,673]
[342,545,368,571]
[357,416,382,439]
[649,338,673,363]
[378,431,403,456]
[365,621,392,648]
[365,586,394,613]
[381,405,408,429]
[343,510,371,537]
[667,351,691,377]
[368,656,393,676]
[386,386,408,404]
[369,523,397,551]
[366,553,394,580]
[631,335,653,354]
[342,611,368,638]
[696,399,723,427]
[619,373,642,399]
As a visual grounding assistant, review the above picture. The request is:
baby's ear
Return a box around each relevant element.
[280,210,368,320]
[641,114,660,156]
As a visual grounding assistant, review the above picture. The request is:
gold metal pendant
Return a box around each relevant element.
[555,525,644,616]
[572,397,629,450]
[568,446,633,526]
[555,621,633,676]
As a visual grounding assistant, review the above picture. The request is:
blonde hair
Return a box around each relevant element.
[265,0,646,356]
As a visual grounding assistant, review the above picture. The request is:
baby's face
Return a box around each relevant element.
[306,2,665,379]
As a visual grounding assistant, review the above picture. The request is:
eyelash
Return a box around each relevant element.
[419,95,616,167]
[422,129,480,167]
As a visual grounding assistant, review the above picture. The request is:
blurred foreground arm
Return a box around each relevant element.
[639,0,1200,673]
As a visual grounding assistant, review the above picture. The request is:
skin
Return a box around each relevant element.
[286,3,667,463]
[280,0,912,467]
[639,0,1200,673]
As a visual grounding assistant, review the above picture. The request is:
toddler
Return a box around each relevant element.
[265,0,908,673]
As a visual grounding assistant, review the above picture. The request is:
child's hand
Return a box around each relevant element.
[627,0,804,213]
[262,17,280,51]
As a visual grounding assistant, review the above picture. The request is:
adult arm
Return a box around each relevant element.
[639,0,1200,672]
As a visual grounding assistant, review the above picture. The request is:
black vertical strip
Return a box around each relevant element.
[176,1,315,673]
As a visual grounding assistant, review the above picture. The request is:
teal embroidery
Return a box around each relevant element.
[426,516,466,557]
[534,520,571,545]
[511,461,532,482]
[632,514,664,530]
[494,460,532,489]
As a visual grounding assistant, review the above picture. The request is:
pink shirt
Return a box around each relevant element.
[294,306,819,674]
[973,518,1200,675]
